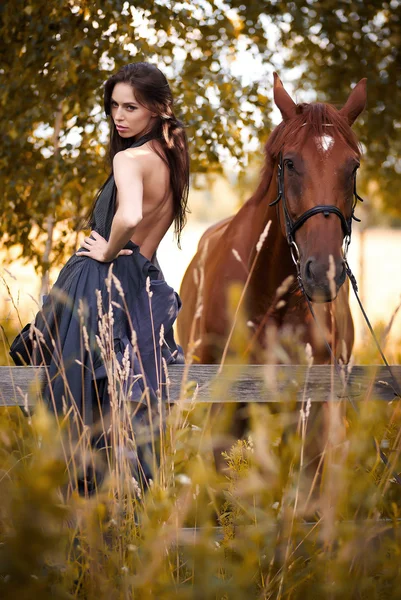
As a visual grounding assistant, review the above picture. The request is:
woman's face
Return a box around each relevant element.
[111,82,156,138]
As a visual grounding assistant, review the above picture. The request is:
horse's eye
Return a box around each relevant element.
[285,160,295,171]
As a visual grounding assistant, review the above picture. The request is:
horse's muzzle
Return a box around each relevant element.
[301,256,346,303]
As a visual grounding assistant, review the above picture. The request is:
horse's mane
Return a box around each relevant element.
[251,102,362,204]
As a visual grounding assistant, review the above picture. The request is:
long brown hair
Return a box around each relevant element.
[91,62,189,246]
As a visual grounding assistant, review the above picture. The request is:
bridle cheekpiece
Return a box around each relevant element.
[269,151,364,269]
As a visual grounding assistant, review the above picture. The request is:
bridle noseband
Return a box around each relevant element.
[269,151,364,266]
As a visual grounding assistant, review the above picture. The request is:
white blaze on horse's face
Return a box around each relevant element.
[315,134,334,152]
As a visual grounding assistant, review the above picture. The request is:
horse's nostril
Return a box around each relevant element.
[305,258,313,281]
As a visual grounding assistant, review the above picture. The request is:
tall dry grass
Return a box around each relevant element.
[0,255,401,599]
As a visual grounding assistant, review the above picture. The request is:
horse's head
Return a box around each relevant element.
[267,74,366,303]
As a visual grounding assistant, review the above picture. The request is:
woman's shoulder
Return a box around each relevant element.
[115,140,165,166]
[116,143,169,183]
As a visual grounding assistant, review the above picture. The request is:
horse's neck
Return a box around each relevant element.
[245,186,298,307]
[226,177,297,294]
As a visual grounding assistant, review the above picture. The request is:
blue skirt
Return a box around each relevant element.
[31,240,184,427]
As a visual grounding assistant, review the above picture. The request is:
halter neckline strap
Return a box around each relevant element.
[128,132,155,148]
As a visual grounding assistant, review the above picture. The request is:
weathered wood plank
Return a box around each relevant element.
[180,519,401,542]
[0,364,400,407]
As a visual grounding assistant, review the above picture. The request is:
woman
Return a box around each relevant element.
[11,62,188,485]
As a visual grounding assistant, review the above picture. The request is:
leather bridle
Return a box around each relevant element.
[269,151,364,267]
[267,149,401,483]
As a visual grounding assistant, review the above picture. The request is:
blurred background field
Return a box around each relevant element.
[1,183,400,362]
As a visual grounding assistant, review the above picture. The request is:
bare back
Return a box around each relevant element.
[115,140,174,260]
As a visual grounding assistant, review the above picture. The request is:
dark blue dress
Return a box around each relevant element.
[11,134,184,475]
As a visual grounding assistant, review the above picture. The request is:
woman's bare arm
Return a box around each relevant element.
[76,150,144,262]
[104,151,144,259]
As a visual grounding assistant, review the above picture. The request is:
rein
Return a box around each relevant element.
[270,152,401,484]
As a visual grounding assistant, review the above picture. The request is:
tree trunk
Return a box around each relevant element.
[39,102,63,301]
[39,214,56,302]
[358,226,365,309]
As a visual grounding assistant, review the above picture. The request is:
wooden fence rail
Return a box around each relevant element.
[0,364,400,407]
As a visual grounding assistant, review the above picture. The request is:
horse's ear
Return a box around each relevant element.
[273,72,296,121]
[339,78,367,125]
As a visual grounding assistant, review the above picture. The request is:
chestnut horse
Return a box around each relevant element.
[178,75,367,367]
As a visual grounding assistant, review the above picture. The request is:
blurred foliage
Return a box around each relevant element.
[1,275,401,596]
[353,320,401,364]
[0,404,72,599]
[0,0,274,276]
[2,382,401,597]
[1,0,400,279]
[268,0,401,221]
[0,322,17,367]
